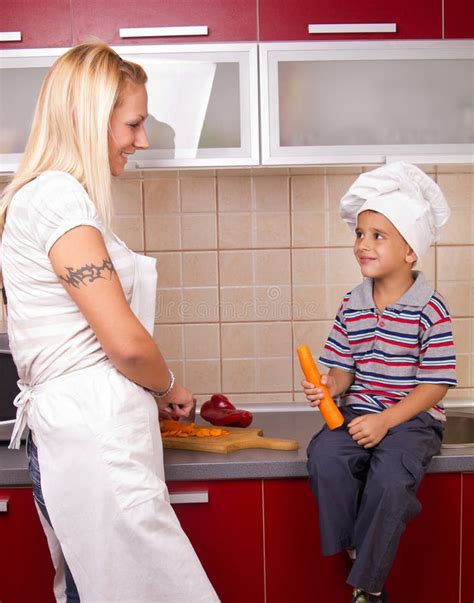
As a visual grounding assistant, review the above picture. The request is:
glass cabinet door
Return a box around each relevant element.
[0,43,259,172]
[122,43,259,167]
[260,41,474,165]
[0,52,53,172]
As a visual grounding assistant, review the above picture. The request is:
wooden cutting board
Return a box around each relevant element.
[162,426,299,454]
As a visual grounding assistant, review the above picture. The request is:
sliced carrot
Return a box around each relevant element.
[161,419,182,432]
[210,428,230,437]
[161,421,230,439]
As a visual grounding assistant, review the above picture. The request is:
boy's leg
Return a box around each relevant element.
[307,409,371,556]
[347,412,443,593]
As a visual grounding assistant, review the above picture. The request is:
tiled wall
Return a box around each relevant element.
[1,165,473,404]
[110,164,474,405]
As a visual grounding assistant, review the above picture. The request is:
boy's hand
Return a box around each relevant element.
[301,374,337,408]
[348,413,389,448]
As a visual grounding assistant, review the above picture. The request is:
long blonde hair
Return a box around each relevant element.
[0,40,147,234]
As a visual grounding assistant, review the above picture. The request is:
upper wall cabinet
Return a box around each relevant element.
[444,0,474,38]
[0,0,72,49]
[259,41,474,165]
[72,0,257,46]
[258,0,442,41]
[123,44,259,167]
[0,43,259,172]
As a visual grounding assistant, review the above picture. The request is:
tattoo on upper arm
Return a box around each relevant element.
[59,258,117,288]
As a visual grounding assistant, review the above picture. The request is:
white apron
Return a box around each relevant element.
[9,247,219,603]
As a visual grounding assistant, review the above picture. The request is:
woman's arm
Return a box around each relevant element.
[49,225,192,414]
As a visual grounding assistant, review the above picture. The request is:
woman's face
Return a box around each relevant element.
[108,82,149,176]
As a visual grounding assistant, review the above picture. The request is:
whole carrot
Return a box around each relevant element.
[297,344,344,430]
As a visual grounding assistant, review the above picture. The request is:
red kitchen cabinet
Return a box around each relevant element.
[444,0,474,38]
[264,479,352,602]
[264,474,462,603]
[461,473,474,603]
[259,0,442,41]
[0,487,55,603]
[168,480,265,603]
[72,0,257,46]
[386,473,461,601]
[0,0,72,49]
[0,481,264,603]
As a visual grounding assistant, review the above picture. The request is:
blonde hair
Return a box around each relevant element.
[0,40,147,234]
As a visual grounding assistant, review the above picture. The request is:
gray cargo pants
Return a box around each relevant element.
[306,407,443,593]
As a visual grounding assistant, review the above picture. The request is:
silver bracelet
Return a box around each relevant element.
[146,369,175,399]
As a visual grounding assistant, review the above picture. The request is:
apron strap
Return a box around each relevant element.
[8,381,33,450]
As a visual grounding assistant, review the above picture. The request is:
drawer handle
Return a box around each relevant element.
[169,491,208,505]
[0,31,22,42]
[119,25,208,38]
[308,23,397,34]
[0,499,8,513]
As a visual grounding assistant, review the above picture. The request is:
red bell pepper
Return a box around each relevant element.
[200,394,253,428]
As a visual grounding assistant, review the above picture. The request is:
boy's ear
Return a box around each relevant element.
[406,246,418,265]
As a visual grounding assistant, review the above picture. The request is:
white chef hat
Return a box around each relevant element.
[340,162,450,259]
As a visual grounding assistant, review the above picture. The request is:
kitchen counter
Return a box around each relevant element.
[1,404,473,486]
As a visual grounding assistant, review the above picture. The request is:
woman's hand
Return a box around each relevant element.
[347,413,389,448]
[301,374,338,408]
[157,383,195,420]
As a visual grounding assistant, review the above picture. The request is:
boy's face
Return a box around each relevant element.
[354,211,417,279]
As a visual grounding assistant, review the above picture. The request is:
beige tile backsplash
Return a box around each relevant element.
[1,166,473,403]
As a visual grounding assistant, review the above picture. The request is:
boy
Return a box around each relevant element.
[302,162,457,603]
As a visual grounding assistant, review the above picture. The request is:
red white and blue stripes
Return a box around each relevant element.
[319,273,456,422]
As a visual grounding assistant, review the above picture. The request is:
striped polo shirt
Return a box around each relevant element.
[319,271,457,422]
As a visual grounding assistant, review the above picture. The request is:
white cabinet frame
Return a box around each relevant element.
[2,41,473,171]
[0,43,259,172]
[259,40,474,165]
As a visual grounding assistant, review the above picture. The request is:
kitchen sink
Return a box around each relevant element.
[442,412,474,448]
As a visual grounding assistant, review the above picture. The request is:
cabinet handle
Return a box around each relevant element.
[0,499,8,513]
[169,491,208,505]
[308,23,397,34]
[119,26,208,39]
[0,31,22,42]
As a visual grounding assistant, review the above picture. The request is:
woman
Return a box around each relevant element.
[0,41,219,602]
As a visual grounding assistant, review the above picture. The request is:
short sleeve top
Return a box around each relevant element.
[2,171,136,385]
[319,271,457,422]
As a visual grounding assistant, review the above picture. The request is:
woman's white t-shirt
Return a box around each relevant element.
[2,171,135,385]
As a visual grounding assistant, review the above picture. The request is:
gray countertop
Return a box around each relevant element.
[1,405,473,486]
